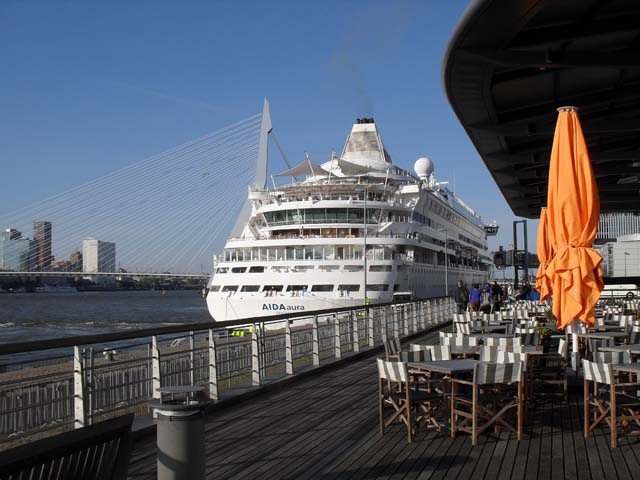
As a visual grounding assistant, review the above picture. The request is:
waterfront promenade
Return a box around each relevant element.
[127,328,640,479]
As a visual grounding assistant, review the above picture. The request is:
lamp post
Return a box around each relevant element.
[624,251,631,277]
[438,228,449,296]
[356,186,369,304]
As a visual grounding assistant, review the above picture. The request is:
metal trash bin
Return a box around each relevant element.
[149,386,212,480]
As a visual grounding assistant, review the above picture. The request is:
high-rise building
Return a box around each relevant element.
[2,229,22,241]
[0,237,38,271]
[69,250,83,272]
[82,239,116,273]
[33,221,52,270]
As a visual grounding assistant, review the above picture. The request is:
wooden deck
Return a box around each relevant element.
[127,330,640,479]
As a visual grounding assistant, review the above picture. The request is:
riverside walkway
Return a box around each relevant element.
[127,328,640,479]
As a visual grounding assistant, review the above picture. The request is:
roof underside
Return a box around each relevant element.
[443,0,640,218]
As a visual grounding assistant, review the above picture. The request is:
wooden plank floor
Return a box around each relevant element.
[127,330,640,479]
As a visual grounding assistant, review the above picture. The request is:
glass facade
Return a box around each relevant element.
[0,238,38,271]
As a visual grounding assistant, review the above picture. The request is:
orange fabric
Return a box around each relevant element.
[546,109,603,329]
[535,207,553,303]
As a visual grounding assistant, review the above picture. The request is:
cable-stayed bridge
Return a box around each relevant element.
[0,101,275,282]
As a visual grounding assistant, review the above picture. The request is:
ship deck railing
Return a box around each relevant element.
[0,297,456,449]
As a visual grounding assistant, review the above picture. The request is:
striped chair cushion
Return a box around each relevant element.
[479,348,526,366]
[596,351,631,364]
[441,336,479,347]
[627,325,640,344]
[582,359,613,385]
[383,338,402,356]
[475,361,523,385]
[427,345,452,361]
[400,351,430,362]
[377,359,409,382]
[479,346,500,362]
[484,337,522,348]
[558,338,568,357]
[409,343,430,352]
[455,322,471,335]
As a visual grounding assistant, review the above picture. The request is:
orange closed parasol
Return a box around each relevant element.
[535,207,553,303]
[546,107,603,330]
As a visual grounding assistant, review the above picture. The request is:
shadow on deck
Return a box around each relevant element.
[127,329,640,479]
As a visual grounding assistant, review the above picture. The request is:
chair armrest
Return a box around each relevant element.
[450,378,474,386]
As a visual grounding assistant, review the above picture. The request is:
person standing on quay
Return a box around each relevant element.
[455,280,469,313]
[469,284,482,312]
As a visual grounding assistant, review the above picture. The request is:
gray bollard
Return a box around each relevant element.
[149,387,212,480]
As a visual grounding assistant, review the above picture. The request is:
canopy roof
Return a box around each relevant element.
[443,0,640,218]
[323,157,376,176]
[275,159,328,177]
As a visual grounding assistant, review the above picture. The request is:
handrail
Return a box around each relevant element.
[0,298,431,356]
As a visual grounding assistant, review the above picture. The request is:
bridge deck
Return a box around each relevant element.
[127,329,640,479]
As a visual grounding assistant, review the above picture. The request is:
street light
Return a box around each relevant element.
[624,251,631,277]
[438,228,449,296]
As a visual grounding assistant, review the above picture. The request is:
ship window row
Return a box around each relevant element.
[209,284,393,294]
[222,245,396,262]
[261,208,411,226]
[216,264,394,274]
[428,199,479,236]
[217,246,486,270]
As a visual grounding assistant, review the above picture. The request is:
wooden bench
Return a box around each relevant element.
[0,414,134,480]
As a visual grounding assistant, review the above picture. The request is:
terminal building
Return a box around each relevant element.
[82,239,116,273]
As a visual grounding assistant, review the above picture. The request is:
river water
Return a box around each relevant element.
[0,290,210,345]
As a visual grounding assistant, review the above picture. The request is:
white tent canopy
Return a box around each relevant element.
[275,158,328,177]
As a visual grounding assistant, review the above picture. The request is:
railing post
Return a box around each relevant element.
[367,307,375,347]
[403,306,409,336]
[393,308,399,339]
[252,323,261,386]
[152,335,161,399]
[73,346,86,429]
[352,311,360,353]
[312,315,320,366]
[419,302,426,330]
[189,331,195,385]
[285,319,293,375]
[334,314,342,359]
[410,304,416,333]
[208,329,218,401]
[87,347,94,424]
[381,308,388,344]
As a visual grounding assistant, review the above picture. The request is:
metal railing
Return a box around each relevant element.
[0,297,456,447]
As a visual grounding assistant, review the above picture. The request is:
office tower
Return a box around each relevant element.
[33,221,52,270]
[0,237,38,271]
[2,229,22,241]
[69,250,83,272]
[82,239,116,273]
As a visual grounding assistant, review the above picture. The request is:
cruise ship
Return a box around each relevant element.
[206,108,495,321]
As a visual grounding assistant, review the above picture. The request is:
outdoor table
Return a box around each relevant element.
[577,332,627,340]
[600,344,640,354]
[612,363,640,375]
[408,359,478,375]
[474,325,508,333]
[472,333,512,340]
[449,345,481,357]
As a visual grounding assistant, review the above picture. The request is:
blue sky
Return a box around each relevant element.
[0,1,538,266]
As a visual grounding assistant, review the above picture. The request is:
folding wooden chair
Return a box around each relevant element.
[384,337,402,360]
[532,338,569,399]
[583,359,640,448]
[484,337,522,349]
[451,361,524,446]
[377,359,442,442]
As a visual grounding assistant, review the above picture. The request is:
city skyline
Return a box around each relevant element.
[0,1,539,267]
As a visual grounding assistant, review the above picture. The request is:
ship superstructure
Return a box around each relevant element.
[206,115,493,321]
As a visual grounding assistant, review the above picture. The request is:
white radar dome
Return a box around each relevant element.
[414,157,434,179]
